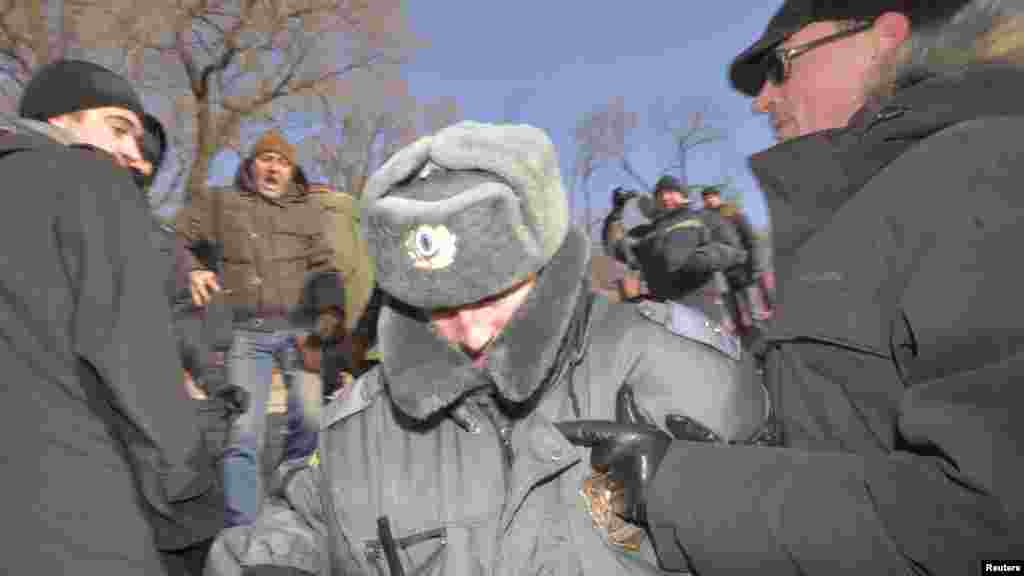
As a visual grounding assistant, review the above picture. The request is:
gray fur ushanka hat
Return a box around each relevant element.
[361,121,569,310]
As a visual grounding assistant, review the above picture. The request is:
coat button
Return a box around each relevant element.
[250,232,260,239]
[249,275,262,286]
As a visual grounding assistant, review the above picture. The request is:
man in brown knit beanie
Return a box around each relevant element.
[176,127,345,528]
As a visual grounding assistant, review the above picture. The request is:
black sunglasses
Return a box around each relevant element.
[765,21,873,86]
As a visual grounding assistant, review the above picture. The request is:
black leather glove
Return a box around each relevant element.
[555,385,671,528]
[214,384,251,416]
[557,384,728,529]
[611,187,638,209]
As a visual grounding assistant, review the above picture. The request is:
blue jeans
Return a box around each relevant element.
[222,328,319,527]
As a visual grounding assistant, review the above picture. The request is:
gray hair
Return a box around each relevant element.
[883,0,1024,91]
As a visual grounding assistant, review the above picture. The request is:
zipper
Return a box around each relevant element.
[772,333,891,360]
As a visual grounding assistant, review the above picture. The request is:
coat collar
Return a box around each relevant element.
[379,226,591,421]
[750,64,1024,260]
[0,113,77,149]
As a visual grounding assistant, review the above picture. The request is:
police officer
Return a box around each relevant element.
[603,175,748,332]
[205,121,768,575]
[700,186,772,326]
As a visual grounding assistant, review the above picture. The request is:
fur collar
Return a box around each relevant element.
[379,226,590,421]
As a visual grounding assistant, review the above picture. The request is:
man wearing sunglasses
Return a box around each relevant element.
[557,0,1024,573]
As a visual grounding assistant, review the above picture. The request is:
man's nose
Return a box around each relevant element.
[123,137,143,165]
[752,82,777,115]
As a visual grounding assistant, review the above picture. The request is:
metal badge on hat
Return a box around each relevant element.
[405,224,458,270]
[404,161,458,271]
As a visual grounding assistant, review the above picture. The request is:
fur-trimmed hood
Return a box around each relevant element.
[378,226,591,421]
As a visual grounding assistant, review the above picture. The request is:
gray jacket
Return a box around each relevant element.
[207,227,767,575]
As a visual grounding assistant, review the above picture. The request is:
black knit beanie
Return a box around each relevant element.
[18,59,145,122]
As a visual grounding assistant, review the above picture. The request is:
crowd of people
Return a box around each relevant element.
[3,0,1023,574]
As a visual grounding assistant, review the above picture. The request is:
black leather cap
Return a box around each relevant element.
[729,0,970,97]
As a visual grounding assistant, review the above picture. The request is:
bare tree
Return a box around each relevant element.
[650,97,726,187]
[420,95,461,135]
[308,66,418,197]
[572,96,639,239]
[0,0,416,213]
[73,0,415,205]
[0,0,88,108]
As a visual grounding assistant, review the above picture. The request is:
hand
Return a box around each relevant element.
[612,187,638,209]
[316,308,344,343]
[555,386,671,529]
[298,335,323,373]
[188,269,221,307]
[618,272,644,301]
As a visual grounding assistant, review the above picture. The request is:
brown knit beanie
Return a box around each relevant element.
[250,129,296,165]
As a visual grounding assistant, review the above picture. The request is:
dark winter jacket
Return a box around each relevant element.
[206,226,768,575]
[644,64,1024,574]
[707,203,763,286]
[608,205,748,321]
[0,114,223,572]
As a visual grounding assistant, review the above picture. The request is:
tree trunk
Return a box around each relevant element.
[29,0,49,68]
[186,94,217,202]
[583,174,592,243]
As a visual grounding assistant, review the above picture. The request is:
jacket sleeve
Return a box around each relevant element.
[602,207,638,268]
[307,202,339,276]
[645,359,1022,576]
[662,223,747,278]
[302,205,345,313]
[175,188,213,272]
[731,210,764,272]
[643,128,1024,574]
[58,149,222,548]
[207,460,328,576]
[620,306,767,444]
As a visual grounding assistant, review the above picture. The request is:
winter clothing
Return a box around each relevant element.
[643,64,1024,573]
[308,185,375,334]
[653,174,683,195]
[205,122,768,575]
[0,113,222,572]
[207,226,769,575]
[728,0,973,96]
[176,162,341,322]
[17,59,146,122]
[605,203,748,325]
[251,129,297,166]
[361,121,569,310]
[177,134,344,528]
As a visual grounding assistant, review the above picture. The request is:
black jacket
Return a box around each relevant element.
[707,204,763,286]
[0,116,223,572]
[645,65,1024,573]
[609,205,747,320]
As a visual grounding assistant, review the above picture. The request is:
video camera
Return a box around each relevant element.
[611,187,640,208]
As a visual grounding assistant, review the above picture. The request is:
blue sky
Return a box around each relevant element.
[209,3,782,230]
[401,2,782,230]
